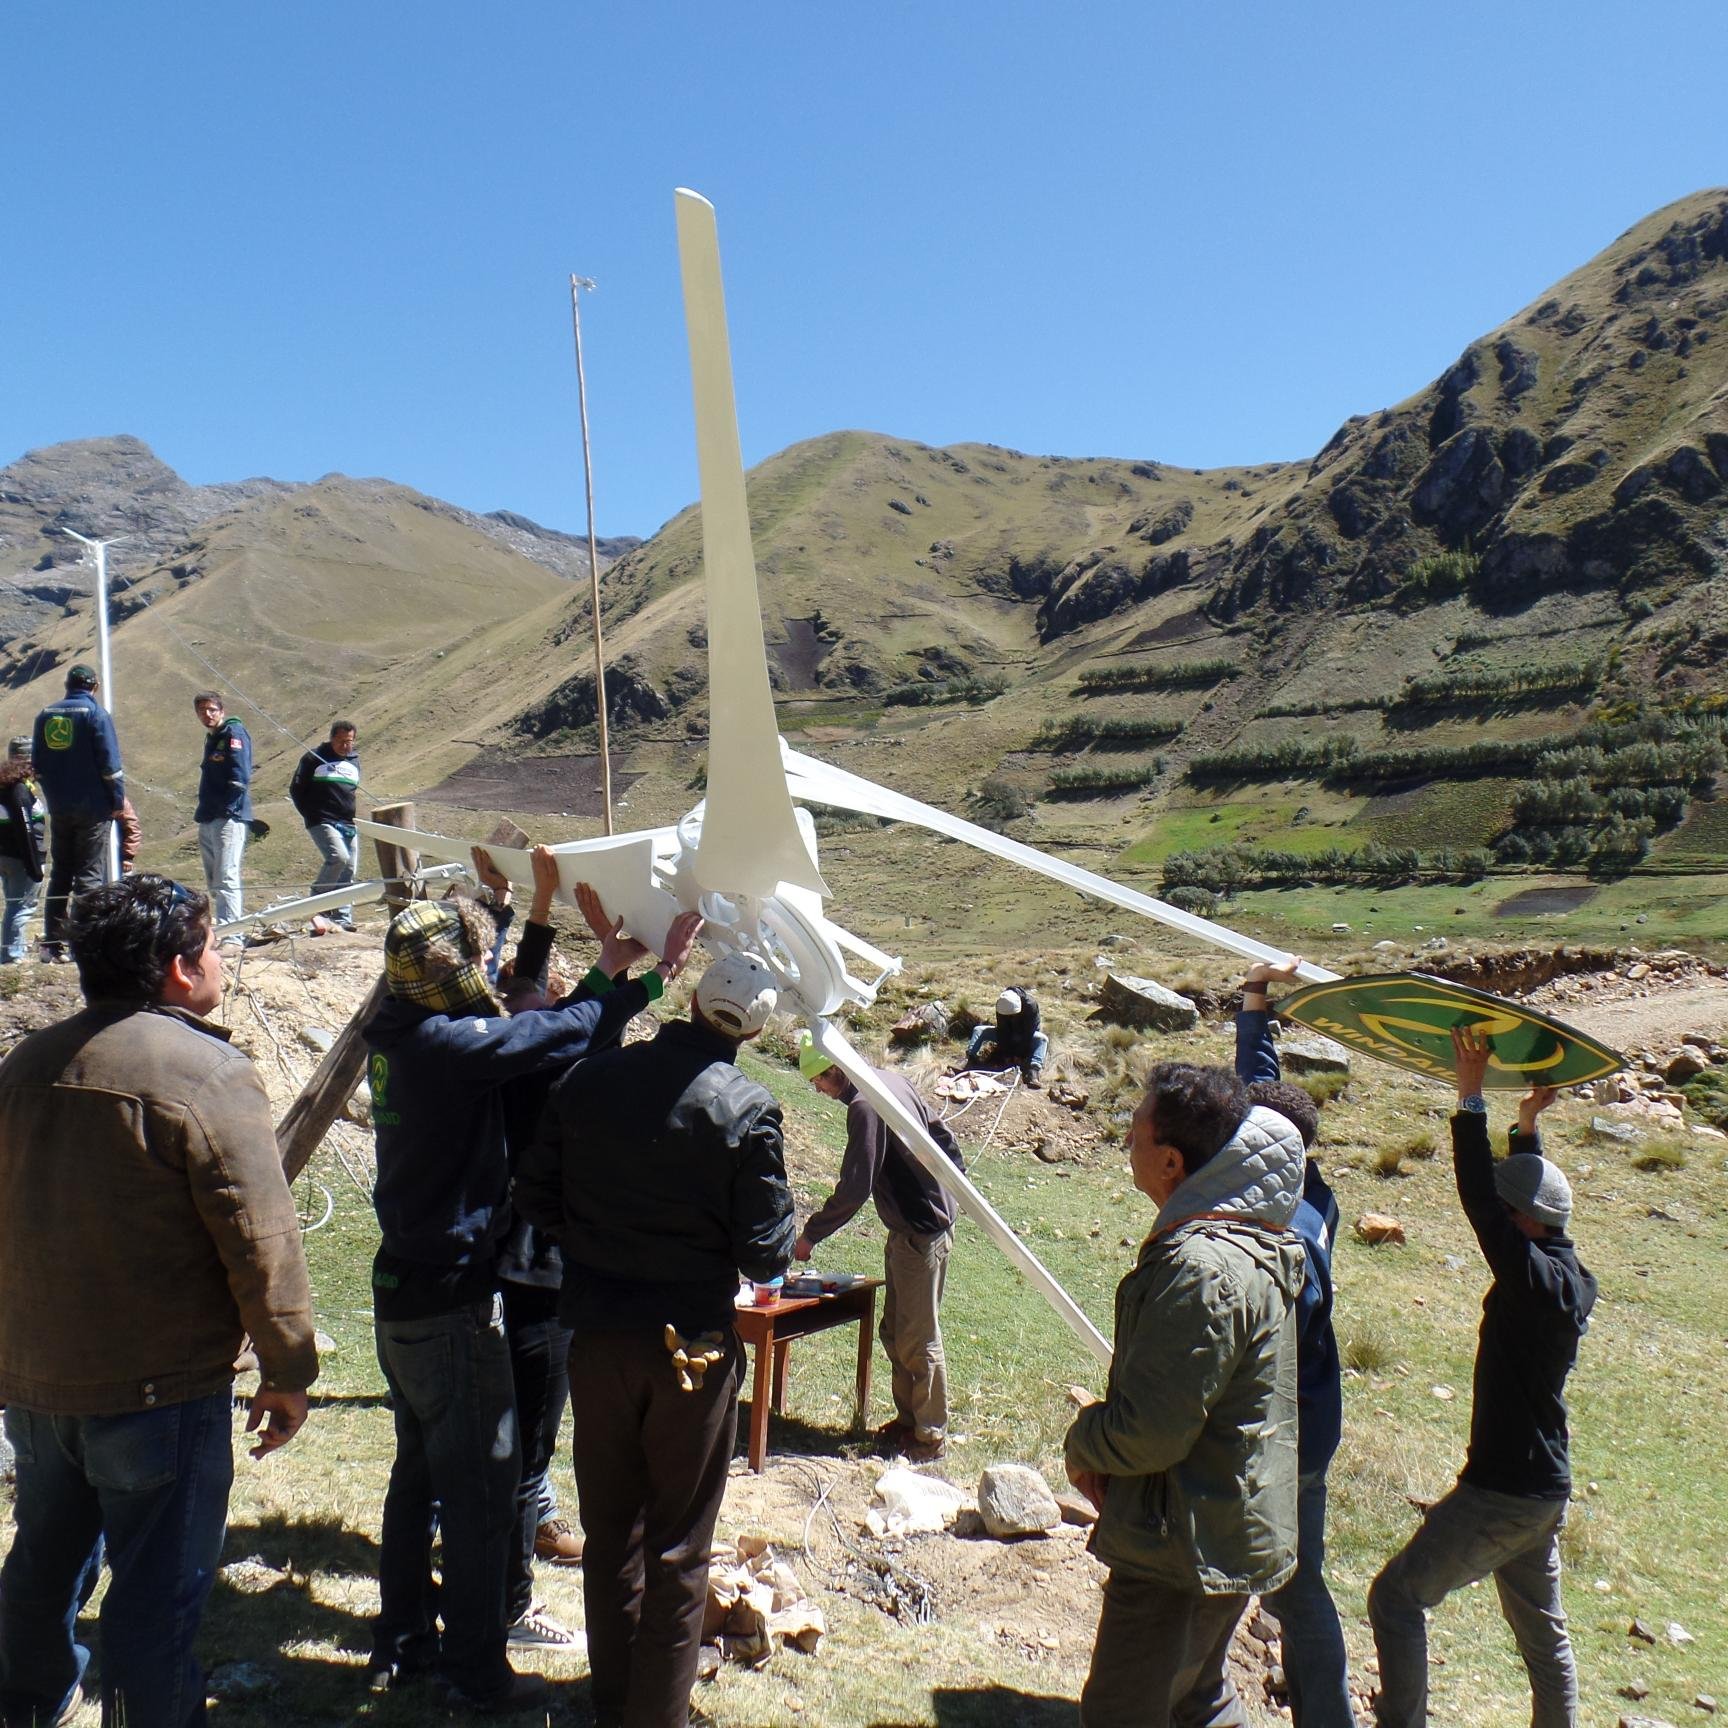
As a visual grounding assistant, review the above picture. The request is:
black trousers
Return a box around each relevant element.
[43,813,108,947]
[501,1279,572,1623]
[569,1326,741,1728]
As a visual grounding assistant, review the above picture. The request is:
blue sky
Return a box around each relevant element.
[4,1,1724,539]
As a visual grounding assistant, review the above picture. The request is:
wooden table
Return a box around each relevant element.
[732,1278,883,1473]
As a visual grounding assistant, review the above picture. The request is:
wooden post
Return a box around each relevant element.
[277,974,388,1183]
[371,801,420,911]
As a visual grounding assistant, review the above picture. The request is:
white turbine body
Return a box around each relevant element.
[360,188,1342,1370]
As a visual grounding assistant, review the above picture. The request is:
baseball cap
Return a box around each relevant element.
[1493,1153,1572,1228]
[694,951,778,1039]
[66,663,98,690]
[797,1029,836,1080]
[997,989,1022,1017]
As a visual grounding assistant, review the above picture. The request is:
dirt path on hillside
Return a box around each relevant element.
[1530,979,1728,1054]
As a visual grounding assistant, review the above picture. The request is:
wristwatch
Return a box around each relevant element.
[1457,1093,1488,1115]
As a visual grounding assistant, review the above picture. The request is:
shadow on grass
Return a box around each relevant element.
[225,1510,382,1577]
[735,1400,878,1466]
[871,1686,1076,1727]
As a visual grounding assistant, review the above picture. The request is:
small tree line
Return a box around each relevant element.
[1046,758,1168,795]
[1390,659,1602,711]
[1075,657,1240,694]
[1160,841,1489,894]
[881,673,1008,708]
[1032,715,1182,751]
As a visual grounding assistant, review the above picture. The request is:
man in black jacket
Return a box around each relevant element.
[288,720,362,929]
[792,1034,964,1462]
[1368,1027,1596,1728]
[364,888,701,1711]
[516,949,796,1728]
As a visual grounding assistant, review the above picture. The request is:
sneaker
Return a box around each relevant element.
[39,943,69,964]
[506,1603,579,1650]
[534,1515,585,1565]
[364,1657,429,1695]
[436,1670,552,1714]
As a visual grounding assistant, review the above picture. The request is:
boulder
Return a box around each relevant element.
[977,1464,1062,1538]
[1094,973,1199,1032]
[1054,1490,1098,1528]
[1280,1036,1351,1077]
[1355,1213,1407,1246]
[1664,1048,1707,1083]
[1590,1117,1644,1145]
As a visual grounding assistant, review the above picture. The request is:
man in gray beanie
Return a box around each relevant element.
[1369,1028,1597,1728]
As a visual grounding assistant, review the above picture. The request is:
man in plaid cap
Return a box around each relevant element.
[364,886,702,1712]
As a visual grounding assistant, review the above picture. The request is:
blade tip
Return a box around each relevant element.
[674,187,715,212]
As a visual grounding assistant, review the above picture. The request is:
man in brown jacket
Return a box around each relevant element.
[0,873,317,1728]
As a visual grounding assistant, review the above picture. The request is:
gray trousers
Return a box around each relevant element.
[1369,1482,1574,1728]
[197,818,246,926]
[1081,1573,1250,1727]
[881,1227,950,1441]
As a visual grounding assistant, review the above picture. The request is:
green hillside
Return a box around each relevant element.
[1,191,1723,942]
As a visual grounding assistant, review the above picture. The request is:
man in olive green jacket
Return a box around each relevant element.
[0,874,317,1728]
[1066,1062,1307,1728]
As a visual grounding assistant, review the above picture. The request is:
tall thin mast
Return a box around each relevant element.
[59,528,124,882]
[569,274,613,835]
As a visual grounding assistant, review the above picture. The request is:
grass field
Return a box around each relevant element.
[10,957,1724,1728]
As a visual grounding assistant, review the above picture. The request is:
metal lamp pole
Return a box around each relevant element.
[58,528,124,881]
[569,273,614,835]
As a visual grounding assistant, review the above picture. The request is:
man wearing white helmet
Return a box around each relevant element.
[1369,1028,1597,1728]
[515,947,796,1728]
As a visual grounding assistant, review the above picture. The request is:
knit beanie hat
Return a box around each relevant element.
[996,988,1022,1017]
[797,1029,836,1081]
[384,900,500,1017]
[1494,1152,1572,1228]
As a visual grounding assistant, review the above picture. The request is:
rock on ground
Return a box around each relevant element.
[978,1463,1062,1538]
[1094,973,1199,1032]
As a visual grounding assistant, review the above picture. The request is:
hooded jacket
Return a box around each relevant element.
[1065,1105,1307,1593]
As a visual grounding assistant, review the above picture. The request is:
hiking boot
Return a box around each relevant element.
[1023,1065,1044,1090]
[903,1433,947,1464]
[506,1603,579,1650]
[435,1670,552,1714]
[534,1514,584,1565]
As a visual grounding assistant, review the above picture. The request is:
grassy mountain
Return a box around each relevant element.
[0,193,1723,946]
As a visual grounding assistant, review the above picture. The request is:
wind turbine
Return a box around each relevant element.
[361,189,1343,1368]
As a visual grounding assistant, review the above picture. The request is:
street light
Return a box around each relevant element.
[54,528,125,882]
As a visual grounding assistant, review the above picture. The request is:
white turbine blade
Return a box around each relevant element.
[783,747,1338,984]
[809,1018,1112,1369]
[351,819,688,960]
[674,187,828,901]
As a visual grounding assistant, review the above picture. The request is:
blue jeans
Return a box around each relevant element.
[306,822,359,925]
[965,1025,1049,1073]
[1263,1469,1353,1728]
[1369,1481,1574,1728]
[374,1297,520,1697]
[501,1280,573,1624]
[0,1393,234,1728]
[197,820,246,927]
[0,857,39,962]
